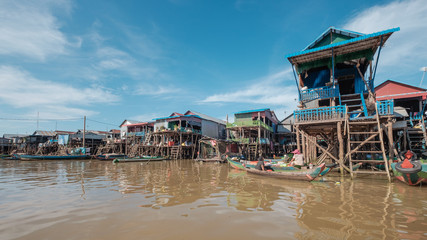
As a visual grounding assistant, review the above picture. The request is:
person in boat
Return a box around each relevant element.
[289,149,304,167]
[255,155,265,171]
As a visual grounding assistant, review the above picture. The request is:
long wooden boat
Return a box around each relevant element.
[113,156,169,163]
[227,158,326,181]
[391,160,427,186]
[245,163,326,181]
[17,154,90,160]
[96,154,127,160]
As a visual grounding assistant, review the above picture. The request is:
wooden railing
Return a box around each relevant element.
[300,86,340,103]
[226,120,273,132]
[377,100,394,116]
[294,105,346,123]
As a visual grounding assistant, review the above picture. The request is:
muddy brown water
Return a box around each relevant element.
[0,159,426,240]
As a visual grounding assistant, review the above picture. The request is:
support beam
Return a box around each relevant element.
[297,128,351,172]
[337,122,344,175]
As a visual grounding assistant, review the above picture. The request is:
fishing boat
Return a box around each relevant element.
[16,154,90,160]
[227,158,326,181]
[112,156,169,163]
[391,160,426,186]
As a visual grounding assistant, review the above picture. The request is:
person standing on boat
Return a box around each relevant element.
[289,149,304,167]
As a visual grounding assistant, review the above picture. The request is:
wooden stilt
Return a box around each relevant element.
[337,121,344,175]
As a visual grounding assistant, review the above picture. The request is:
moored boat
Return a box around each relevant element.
[391,160,426,186]
[112,156,169,163]
[16,154,90,160]
[96,153,127,160]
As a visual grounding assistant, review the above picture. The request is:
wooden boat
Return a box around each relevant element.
[96,153,127,160]
[16,154,90,160]
[112,156,169,163]
[391,160,426,186]
[227,158,326,181]
[245,163,326,181]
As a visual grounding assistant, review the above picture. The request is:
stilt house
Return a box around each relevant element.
[376,80,427,155]
[286,27,399,181]
[226,108,279,160]
[141,111,226,159]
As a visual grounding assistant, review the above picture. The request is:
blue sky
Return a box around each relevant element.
[1,0,426,135]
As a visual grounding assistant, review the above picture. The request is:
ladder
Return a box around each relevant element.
[143,132,152,145]
[346,105,391,181]
[248,144,258,161]
[171,146,181,160]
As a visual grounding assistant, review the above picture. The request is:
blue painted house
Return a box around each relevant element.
[285,27,399,180]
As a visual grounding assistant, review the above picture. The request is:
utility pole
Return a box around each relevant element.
[420,67,427,87]
[83,116,86,148]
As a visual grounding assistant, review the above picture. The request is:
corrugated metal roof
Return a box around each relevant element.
[32,130,56,136]
[190,111,226,125]
[153,114,202,121]
[234,108,270,114]
[286,27,400,64]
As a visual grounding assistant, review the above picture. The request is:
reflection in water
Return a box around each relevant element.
[0,160,425,240]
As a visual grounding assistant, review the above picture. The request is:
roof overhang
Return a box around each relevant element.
[286,27,400,66]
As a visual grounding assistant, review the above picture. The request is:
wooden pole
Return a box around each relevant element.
[387,118,394,162]
[337,122,344,175]
[83,116,86,149]
[301,131,306,162]
[296,125,301,151]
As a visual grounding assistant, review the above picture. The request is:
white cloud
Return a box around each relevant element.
[343,0,427,74]
[134,84,181,96]
[0,65,120,117]
[0,0,75,61]
[201,68,298,107]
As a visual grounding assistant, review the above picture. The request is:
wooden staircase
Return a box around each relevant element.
[346,108,391,181]
[341,93,368,118]
[406,128,425,155]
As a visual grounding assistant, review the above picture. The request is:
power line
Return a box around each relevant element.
[0,117,82,121]
[86,118,118,127]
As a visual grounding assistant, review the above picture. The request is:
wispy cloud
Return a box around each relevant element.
[201,68,298,106]
[343,0,427,77]
[0,0,77,61]
[0,65,120,118]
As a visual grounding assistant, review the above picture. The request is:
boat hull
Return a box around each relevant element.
[227,158,325,181]
[245,163,325,181]
[391,162,427,186]
[113,156,169,163]
[17,154,90,160]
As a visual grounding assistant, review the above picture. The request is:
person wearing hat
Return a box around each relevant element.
[289,149,304,167]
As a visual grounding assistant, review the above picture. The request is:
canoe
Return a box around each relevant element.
[245,163,326,182]
[112,156,169,163]
[17,154,90,160]
[227,158,326,181]
[391,160,427,186]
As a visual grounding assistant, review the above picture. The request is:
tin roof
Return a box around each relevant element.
[32,130,56,136]
[234,108,270,114]
[286,27,399,65]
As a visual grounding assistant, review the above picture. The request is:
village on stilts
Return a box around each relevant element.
[1,27,426,186]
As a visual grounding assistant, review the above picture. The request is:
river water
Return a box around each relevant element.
[0,159,425,240]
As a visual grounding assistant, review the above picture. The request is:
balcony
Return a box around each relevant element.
[300,86,340,103]
[377,100,394,116]
[294,105,346,123]
[226,120,273,132]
